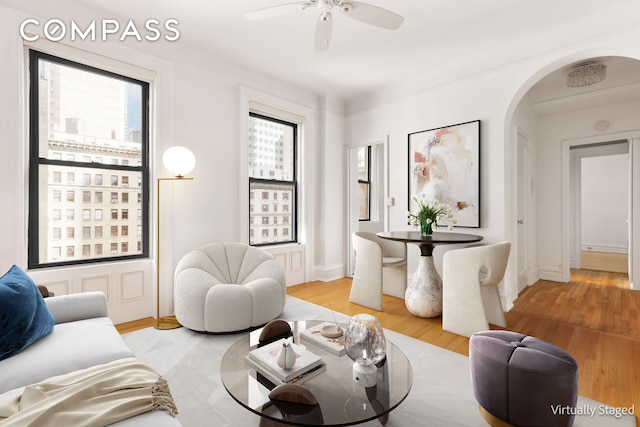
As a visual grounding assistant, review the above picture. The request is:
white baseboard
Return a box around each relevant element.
[538,268,565,282]
[528,268,540,286]
[501,294,514,312]
[312,263,345,282]
[581,243,628,254]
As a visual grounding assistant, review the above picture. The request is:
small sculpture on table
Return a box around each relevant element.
[276,341,296,370]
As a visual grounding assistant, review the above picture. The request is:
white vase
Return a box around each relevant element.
[276,341,296,370]
[405,255,443,318]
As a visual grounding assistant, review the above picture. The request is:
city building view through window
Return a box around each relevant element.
[247,113,297,246]
[28,51,149,268]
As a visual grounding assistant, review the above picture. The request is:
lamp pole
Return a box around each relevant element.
[155,176,193,329]
[154,146,196,330]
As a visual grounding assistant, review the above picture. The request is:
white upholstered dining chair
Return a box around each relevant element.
[442,242,511,337]
[349,231,407,311]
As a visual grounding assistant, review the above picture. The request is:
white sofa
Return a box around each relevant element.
[0,292,180,426]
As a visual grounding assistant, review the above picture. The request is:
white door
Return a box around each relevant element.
[516,131,529,293]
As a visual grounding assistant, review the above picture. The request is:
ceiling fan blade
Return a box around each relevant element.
[244,2,309,21]
[340,1,404,30]
[315,12,333,52]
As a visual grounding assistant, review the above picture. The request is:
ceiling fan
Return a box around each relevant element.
[244,0,404,51]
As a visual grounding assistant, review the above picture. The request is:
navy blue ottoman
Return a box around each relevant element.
[469,331,579,427]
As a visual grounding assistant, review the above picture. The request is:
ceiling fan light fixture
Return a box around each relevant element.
[245,0,404,50]
[567,62,607,87]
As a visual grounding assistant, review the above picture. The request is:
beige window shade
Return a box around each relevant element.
[249,101,305,124]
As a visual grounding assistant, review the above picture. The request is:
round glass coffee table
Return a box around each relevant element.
[220,320,413,426]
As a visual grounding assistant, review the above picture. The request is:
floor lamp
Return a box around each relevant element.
[154,146,195,330]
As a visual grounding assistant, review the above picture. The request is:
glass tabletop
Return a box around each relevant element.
[220,320,413,426]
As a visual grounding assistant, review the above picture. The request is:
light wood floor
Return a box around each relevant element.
[581,250,628,274]
[286,269,640,420]
[116,269,640,420]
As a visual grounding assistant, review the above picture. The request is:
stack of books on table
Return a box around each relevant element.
[300,322,347,356]
[245,338,325,385]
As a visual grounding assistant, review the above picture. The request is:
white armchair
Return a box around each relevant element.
[174,242,286,333]
[442,242,511,337]
[349,231,407,311]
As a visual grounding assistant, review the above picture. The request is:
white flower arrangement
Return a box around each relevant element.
[406,193,457,235]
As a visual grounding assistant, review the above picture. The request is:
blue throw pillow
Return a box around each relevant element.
[0,265,55,361]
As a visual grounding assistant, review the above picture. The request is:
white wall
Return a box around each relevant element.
[346,73,516,294]
[314,98,347,281]
[581,154,629,253]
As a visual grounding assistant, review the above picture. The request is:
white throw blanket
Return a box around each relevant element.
[0,357,177,427]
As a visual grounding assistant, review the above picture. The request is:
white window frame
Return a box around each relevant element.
[238,86,314,284]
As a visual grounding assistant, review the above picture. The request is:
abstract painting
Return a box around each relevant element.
[408,120,480,227]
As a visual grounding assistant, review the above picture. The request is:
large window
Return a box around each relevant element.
[248,112,297,246]
[28,51,149,268]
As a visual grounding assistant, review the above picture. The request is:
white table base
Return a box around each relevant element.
[404,256,442,318]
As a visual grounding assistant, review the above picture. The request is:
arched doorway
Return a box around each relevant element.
[504,55,640,297]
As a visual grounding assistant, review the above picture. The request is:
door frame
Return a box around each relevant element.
[630,138,640,290]
[346,137,389,276]
[561,131,638,285]
[516,129,531,293]
[569,140,629,269]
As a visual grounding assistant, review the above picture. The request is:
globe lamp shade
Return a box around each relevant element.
[162,146,196,177]
[344,313,386,386]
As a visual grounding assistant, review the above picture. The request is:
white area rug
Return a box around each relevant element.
[123,296,635,427]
